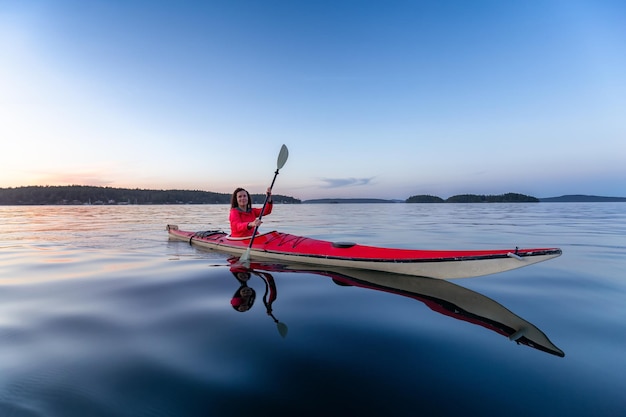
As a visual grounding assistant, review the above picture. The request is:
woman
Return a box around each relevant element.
[229,187,273,237]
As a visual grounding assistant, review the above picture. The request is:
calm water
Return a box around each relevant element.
[0,203,625,416]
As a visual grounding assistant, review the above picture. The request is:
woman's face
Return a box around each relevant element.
[239,287,254,297]
[236,272,251,281]
[236,190,248,208]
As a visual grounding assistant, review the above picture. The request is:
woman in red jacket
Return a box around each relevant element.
[229,187,273,237]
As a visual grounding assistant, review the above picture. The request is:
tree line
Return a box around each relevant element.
[0,186,302,205]
[0,186,541,205]
[406,193,539,203]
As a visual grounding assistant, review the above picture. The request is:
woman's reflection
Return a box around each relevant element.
[230,271,256,312]
[229,263,287,337]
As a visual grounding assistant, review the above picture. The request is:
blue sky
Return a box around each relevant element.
[1,0,625,200]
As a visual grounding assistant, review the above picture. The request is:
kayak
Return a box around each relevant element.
[166,224,562,279]
[233,259,564,357]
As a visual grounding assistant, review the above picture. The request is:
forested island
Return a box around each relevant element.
[406,193,539,203]
[405,193,626,203]
[0,186,623,205]
[0,186,301,205]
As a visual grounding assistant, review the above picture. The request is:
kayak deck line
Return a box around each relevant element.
[223,230,557,262]
[239,245,561,264]
[256,231,312,249]
[166,225,562,279]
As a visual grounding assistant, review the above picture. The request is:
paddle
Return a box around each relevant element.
[270,312,289,338]
[239,144,289,265]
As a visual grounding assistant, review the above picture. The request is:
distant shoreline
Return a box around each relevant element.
[537,195,626,202]
[304,195,626,204]
[0,186,624,205]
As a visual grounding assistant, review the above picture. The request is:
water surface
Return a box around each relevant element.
[0,204,624,416]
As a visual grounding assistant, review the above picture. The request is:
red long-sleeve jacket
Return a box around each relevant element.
[229,202,273,237]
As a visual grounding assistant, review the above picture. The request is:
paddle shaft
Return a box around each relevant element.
[247,168,279,243]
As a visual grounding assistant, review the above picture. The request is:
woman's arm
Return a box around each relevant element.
[260,200,273,216]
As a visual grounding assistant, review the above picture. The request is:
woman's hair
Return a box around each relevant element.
[231,187,251,210]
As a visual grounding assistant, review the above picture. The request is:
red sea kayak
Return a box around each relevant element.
[166,225,562,279]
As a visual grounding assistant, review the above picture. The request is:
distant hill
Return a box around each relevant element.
[0,185,301,205]
[407,193,539,203]
[539,195,626,202]
[405,195,445,203]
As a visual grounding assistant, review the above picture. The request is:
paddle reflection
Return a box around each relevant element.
[226,257,564,357]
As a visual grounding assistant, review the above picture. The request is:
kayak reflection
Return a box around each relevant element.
[227,257,564,357]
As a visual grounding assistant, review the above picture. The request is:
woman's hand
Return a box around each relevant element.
[248,218,262,229]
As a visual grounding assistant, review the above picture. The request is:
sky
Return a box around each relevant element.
[1,0,625,200]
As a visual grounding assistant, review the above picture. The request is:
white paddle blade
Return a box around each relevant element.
[277,322,288,338]
[277,144,289,169]
[239,248,251,264]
